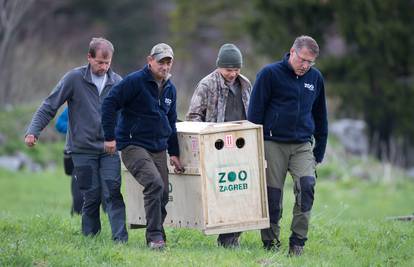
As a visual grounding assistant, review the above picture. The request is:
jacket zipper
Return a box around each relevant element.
[295,75,300,139]
[269,113,278,137]
[157,82,166,139]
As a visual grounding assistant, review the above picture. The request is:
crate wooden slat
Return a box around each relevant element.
[125,172,203,229]
[124,120,269,235]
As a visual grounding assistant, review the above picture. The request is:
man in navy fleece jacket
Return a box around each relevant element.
[248,35,328,256]
[101,43,183,250]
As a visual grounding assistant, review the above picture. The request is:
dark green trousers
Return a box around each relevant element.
[261,141,316,247]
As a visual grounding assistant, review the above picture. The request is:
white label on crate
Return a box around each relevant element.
[224,134,234,148]
[215,165,251,195]
[191,137,199,152]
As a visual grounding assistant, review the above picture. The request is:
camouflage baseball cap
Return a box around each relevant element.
[150,43,174,61]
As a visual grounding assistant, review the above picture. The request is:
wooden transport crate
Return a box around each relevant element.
[124,120,269,235]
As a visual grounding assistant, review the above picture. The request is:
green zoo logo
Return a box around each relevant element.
[168,183,173,202]
[218,170,248,192]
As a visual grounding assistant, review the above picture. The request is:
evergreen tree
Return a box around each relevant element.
[246,0,414,165]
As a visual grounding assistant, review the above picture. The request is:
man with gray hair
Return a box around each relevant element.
[248,35,328,256]
[25,37,128,243]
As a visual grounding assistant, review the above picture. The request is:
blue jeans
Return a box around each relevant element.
[71,152,128,242]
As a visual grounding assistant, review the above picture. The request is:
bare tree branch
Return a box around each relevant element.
[0,0,35,65]
[0,0,69,105]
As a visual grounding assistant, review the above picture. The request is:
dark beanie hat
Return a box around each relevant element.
[216,43,243,68]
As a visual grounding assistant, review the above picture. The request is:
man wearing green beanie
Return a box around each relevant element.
[186,43,252,248]
[186,43,250,123]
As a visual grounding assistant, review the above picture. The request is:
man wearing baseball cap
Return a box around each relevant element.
[101,43,184,250]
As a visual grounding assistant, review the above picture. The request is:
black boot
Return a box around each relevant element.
[288,245,304,256]
[263,239,281,251]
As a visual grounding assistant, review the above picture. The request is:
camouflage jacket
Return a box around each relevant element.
[186,69,252,122]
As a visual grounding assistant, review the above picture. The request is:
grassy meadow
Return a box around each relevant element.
[0,104,413,266]
[1,165,413,266]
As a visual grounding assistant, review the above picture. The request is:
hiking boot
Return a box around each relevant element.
[218,237,240,248]
[148,240,166,250]
[217,233,240,249]
[288,245,304,256]
[263,240,281,251]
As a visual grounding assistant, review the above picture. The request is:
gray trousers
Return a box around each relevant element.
[121,145,169,243]
[261,141,316,247]
[71,152,128,242]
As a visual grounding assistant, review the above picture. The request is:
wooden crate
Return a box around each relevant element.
[124,120,269,235]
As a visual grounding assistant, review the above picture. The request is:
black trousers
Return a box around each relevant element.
[65,152,107,215]
[64,152,82,215]
[71,152,128,242]
[71,174,83,215]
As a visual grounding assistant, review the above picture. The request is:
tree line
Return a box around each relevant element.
[1,0,413,166]
[172,0,414,167]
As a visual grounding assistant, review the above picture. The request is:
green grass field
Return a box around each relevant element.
[1,167,413,267]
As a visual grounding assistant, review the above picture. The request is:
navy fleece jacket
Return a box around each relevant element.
[101,65,179,156]
[248,53,328,163]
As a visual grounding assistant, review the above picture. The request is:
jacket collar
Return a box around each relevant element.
[83,64,117,86]
[282,53,296,74]
[214,69,228,89]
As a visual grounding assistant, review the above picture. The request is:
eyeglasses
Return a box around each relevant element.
[294,50,316,67]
